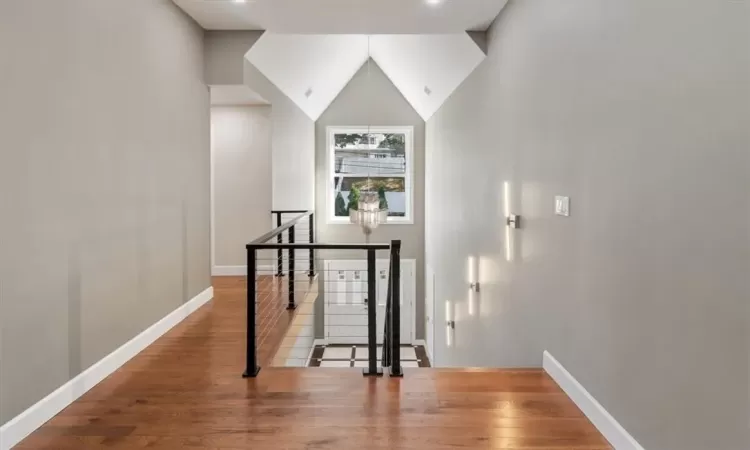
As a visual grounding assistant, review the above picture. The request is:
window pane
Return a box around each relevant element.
[334,133,406,175]
[333,177,407,217]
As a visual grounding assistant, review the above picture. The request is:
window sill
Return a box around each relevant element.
[327,218,414,226]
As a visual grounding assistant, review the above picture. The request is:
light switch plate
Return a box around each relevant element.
[555,196,570,216]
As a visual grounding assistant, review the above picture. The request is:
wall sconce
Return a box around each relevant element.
[504,182,515,261]
[445,301,454,347]
[467,256,479,315]
[467,256,480,292]
[507,214,521,229]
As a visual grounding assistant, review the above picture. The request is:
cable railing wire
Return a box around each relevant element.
[243,209,402,379]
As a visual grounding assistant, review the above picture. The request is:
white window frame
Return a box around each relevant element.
[326,125,414,225]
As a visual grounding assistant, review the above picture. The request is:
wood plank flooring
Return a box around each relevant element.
[15,276,611,449]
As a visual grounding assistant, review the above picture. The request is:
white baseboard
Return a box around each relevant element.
[212,265,276,276]
[0,286,214,450]
[413,339,432,359]
[543,351,645,450]
[313,339,328,346]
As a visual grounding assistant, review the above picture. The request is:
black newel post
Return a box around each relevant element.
[243,246,260,378]
[363,248,383,376]
[287,226,296,310]
[390,240,403,377]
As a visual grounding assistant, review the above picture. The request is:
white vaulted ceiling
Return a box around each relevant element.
[178,0,508,120]
[369,34,485,120]
[173,0,509,34]
[245,34,370,120]
[245,33,486,121]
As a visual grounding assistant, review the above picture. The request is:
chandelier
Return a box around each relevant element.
[350,191,388,236]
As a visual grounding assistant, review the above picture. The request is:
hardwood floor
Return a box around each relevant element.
[16,276,611,449]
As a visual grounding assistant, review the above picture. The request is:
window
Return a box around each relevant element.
[327,126,413,224]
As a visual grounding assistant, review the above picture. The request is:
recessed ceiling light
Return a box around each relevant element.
[426,0,443,5]
[234,0,246,3]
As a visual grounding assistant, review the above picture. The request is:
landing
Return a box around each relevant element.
[16,277,610,449]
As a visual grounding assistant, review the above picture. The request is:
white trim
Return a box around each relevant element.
[424,340,433,363]
[424,264,435,364]
[410,260,417,344]
[211,265,276,276]
[0,287,214,450]
[326,126,415,225]
[543,351,645,450]
[414,339,433,363]
[305,343,317,366]
[210,120,216,270]
[313,339,329,346]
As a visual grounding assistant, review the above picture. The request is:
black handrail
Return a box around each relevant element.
[248,243,389,250]
[253,211,311,245]
[243,222,402,378]
[271,209,310,214]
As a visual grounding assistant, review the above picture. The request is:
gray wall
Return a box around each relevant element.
[246,58,316,211]
[204,31,316,211]
[205,31,262,86]
[426,0,749,449]
[315,59,426,339]
[0,0,210,424]
[211,106,272,267]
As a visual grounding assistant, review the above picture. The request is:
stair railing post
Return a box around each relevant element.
[287,226,296,310]
[275,212,283,277]
[390,240,403,377]
[308,213,315,277]
[243,246,260,377]
[382,261,392,367]
[363,248,383,376]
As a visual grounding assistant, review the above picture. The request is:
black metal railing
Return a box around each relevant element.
[243,211,402,378]
[270,210,315,282]
[381,241,402,376]
[381,242,402,375]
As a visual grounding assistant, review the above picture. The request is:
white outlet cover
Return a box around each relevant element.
[555,196,570,217]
